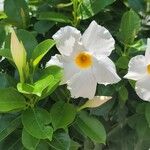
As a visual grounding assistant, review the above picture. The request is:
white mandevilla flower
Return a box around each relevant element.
[47,21,121,99]
[124,38,150,102]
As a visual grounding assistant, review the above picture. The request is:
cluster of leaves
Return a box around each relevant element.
[0,0,149,149]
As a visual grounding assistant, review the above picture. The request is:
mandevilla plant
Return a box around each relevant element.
[0,0,149,150]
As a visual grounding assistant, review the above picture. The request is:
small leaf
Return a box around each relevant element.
[0,48,12,60]
[116,56,129,69]
[38,12,72,23]
[118,86,128,104]
[22,108,53,140]
[48,131,71,150]
[118,10,141,45]
[78,0,116,20]
[50,101,76,130]
[22,128,40,150]
[0,88,26,112]
[75,111,106,144]
[31,39,55,68]
[78,96,112,111]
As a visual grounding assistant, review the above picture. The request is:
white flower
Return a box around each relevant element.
[47,21,121,99]
[124,38,150,102]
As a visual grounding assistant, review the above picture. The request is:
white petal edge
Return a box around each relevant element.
[135,75,150,102]
[67,70,97,99]
[145,38,150,64]
[92,56,121,85]
[124,55,147,81]
[52,26,81,56]
[82,20,115,56]
[46,54,62,68]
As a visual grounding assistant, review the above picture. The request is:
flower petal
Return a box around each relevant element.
[52,26,81,56]
[82,21,115,56]
[124,55,147,81]
[145,38,150,64]
[67,70,97,99]
[135,75,150,102]
[46,54,62,67]
[92,56,120,85]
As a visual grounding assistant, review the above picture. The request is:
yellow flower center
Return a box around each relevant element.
[75,52,93,69]
[147,64,150,74]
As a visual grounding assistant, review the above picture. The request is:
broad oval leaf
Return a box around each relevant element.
[22,128,40,150]
[0,88,26,112]
[50,101,76,130]
[22,108,53,140]
[145,103,150,128]
[118,10,141,45]
[75,111,106,144]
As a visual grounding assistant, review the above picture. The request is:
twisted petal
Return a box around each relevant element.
[135,75,150,102]
[92,56,121,85]
[82,21,115,56]
[145,38,150,64]
[124,55,147,81]
[67,70,97,99]
[52,26,81,56]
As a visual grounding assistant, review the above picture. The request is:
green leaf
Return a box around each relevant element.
[17,29,38,59]
[0,115,21,142]
[145,103,150,128]
[0,88,26,112]
[69,140,81,150]
[50,101,76,130]
[22,108,53,140]
[0,73,16,88]
[34,21,55,34]
[31,39,55,67]
[17,74,54,97]
[0,48,12,60]
[39,66,63,100]
[48,131,71,150]
[118,86,128,104]
[118,10,141,45]
[75,111,106,144]
[4,0,30,28]
[116,56,129,69]
[78,0,116,20]
[38,12,72,23]
[22,128,40,150]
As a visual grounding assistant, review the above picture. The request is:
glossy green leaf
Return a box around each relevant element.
[4,0,30,28]
[22,108,53,140]
[118,10,141,45]
[0,48,12,60]
[50,101,76,130]
[75,111,106,144]
[0,115,21,142]
[38,12,72,23]
[31,39,55,67]
[39,66,63,100]
[78,0,116,20]
[48,131,70,150]
[116,56,129,69]
[17,74,54,97]
[0,88,26,112]
[22,128,40,150]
